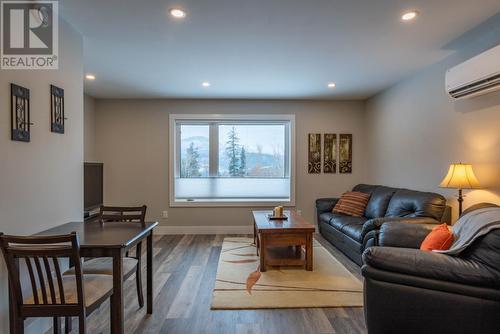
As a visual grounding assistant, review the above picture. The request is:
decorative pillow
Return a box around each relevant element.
[420,224,454,251]
[333,191,371,217]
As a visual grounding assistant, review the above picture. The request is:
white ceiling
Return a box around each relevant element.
[60,0,500,100]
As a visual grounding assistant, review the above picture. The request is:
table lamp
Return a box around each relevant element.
[439,163,480,216]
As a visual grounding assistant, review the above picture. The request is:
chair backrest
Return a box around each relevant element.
[0,232,85,315]
[99,205,147,225]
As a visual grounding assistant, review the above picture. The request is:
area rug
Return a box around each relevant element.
[211,237,363,309]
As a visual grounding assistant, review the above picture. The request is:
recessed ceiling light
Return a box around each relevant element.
[202,81,211,87]
[85,74,95,80]
[327,82,336,88]
[401,10,419,21]
[169,8,186,18]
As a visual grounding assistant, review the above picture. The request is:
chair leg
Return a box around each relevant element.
[53,317,60,334]
[11,317,24,334]
[78,317,86,334]
[65,317,72,334]
[136,265,144,308]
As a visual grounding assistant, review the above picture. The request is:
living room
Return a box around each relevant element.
[1,1,499,333]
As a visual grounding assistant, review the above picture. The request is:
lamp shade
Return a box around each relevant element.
[439,163,481,189]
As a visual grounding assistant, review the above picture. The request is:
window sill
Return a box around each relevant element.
[170,198,294,208]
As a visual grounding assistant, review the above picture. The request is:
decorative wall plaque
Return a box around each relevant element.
[339,134,353,173]
[11,84,31,142]
[308,133,321,174]
[50,85,65,133]
[323,134,337,173]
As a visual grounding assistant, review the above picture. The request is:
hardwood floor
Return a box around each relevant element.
[48,234,366,334]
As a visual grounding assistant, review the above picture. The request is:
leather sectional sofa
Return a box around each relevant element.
[316,184,450,265]
[362,203,500,334]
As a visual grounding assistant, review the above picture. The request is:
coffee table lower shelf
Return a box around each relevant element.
[255,232,313,272]
[264,246,307,267]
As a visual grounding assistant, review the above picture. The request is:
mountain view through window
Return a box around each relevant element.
[180,124,286,178]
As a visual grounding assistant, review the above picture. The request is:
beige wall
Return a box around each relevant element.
[0,20,83,333]
[366,38,500,222]
[94,100,367,229]
[84,94,97,161]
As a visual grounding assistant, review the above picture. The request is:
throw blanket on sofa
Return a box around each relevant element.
[434,207,500,255]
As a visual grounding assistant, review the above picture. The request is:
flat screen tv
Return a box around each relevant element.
[84,162,103,213]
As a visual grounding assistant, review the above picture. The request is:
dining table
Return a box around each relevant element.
[35,220,158,334]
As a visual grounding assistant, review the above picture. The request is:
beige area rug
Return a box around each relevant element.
[211,237,363,309]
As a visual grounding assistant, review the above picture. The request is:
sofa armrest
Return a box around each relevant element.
[362,247,500,288]
[315,198,339,215]
[378,222,436,248]
[360,216,440,242]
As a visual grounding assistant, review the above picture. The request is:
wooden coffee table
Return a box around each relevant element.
[252,210,315,272]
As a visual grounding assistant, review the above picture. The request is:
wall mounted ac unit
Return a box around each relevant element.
[445,44,500,99]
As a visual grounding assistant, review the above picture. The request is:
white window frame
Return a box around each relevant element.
[169,114,296,207]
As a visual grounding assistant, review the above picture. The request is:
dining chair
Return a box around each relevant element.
[64,205,147,308]
[0,232,113,334]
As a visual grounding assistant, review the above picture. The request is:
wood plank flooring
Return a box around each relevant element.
[48,234,366,334]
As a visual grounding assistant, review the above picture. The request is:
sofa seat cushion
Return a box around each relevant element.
[328,215,367,242]
[328,215,367,230]
[341,223,366,242]
[319,212,344,225]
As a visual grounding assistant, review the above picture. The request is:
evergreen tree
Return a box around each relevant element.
[184,142,201,177]
[238,147,247,176]
[225,126,240,176]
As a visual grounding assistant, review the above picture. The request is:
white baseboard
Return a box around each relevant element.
[155,225,253,235]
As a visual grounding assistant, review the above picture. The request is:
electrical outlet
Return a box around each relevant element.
[162,210,169,219]
[296,209,302,216]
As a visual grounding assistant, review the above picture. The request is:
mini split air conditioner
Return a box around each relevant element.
[445,44,500,99]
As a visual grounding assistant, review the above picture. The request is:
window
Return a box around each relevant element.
[180,125,209,177]
[170,114,295,206]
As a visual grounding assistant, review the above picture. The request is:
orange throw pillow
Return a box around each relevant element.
[333,191,371,217]
[420,224,454,251]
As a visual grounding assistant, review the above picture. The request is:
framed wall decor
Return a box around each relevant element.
[50,85,65,133]
[11,83,31,142]
[308,133,321,174]
[323,133,337,173]
[339,134,353,173]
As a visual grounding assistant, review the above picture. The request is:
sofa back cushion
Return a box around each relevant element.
[365,186,397,218]
[352,184,379,195]
[385,189,446,221]
[352,184,397,218]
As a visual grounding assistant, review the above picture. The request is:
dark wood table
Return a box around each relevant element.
[253,210,315,272]
[36,221,158,334]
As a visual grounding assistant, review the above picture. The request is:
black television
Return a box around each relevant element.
[84,162,103,215]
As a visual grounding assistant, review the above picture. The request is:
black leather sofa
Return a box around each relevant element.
[316,184,450,265]
[362,203,500,334]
